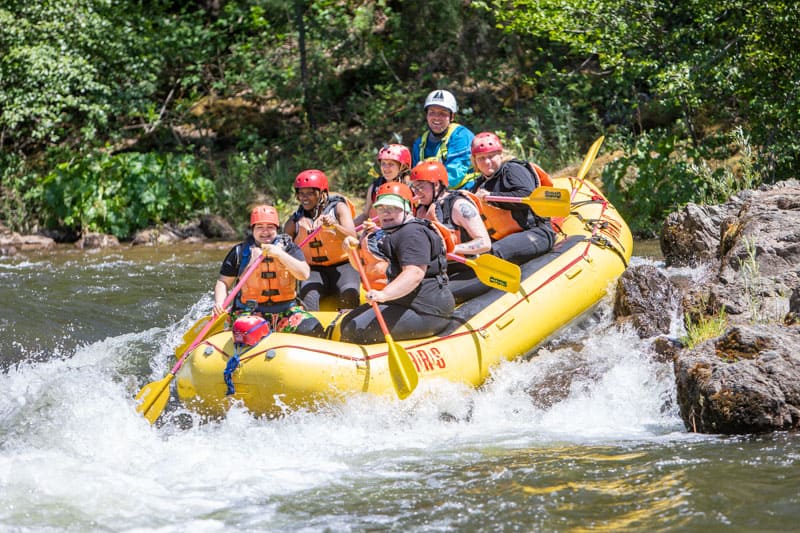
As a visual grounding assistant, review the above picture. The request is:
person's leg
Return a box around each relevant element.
[299,268,325,311]
[334,262,361,310]
[491,225,555,264]
[275,304,326,338]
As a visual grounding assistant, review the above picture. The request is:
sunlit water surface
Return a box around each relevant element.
[1,244,797,531]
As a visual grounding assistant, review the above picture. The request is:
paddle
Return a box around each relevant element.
[483,185,572,218]
[483,136,606,217]
[296,216,376,248]
[135,247,268,424]
[575,135,605,182]
[346,245,419,400]
[447,253,521,293]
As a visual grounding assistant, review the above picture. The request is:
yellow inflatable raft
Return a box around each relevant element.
[174,172,633,418]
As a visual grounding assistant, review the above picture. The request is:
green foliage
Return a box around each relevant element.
[211,149,296,229]
[681,307,727,349]
[41,151,214,238]
[0,153,43,233]
[0,1,164,151]
[602,126,764,237]
[1,0,797,239]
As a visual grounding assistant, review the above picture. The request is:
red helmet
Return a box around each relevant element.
[294,169,329,192]
[410,160,448,187]
[375,181,415,204]
[232,315,271,346]
[250,205,280,227]
[471,132,503,155]
[377,144,412,168]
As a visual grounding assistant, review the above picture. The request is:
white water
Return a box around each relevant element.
[4,252,797,531]
[0,287,688,531]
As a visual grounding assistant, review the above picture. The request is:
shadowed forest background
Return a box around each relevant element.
[1,0,798,239]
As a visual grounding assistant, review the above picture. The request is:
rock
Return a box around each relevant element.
[614,264,681,338]
[661,203,732,267]
[200,214,238,240]
[75,232,120,249]
[0,232,56,255]
[674,324,800,433]
[131,226,184,246]
[651,335,683,363]
[662,180,800,433]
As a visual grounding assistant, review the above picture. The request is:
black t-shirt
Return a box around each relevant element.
[380,220,454,316]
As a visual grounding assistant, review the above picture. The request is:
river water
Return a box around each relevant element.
[1,243,797,531]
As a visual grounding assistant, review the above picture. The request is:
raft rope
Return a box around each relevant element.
[224,321,273,395]
[223,345,243,396]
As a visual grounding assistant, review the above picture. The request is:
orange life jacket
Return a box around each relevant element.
[239,252,297,305]
[477,159,548,241]
[293,195,356,267]
[529,162,553,187]
[478,200,525,241]
[357,232,389,290]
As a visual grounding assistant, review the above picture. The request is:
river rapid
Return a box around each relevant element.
[1,243,797,531]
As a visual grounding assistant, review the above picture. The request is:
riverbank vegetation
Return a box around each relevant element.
[2,1,797,238]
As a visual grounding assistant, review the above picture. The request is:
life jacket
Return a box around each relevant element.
[417,124,479,189]
[420,190,482,245]
[236,235,298,307]
[528,162,553,187]
[477,159,547,241]
[357,230,390,290]
[357,219,451,290]
[292,194,356,267]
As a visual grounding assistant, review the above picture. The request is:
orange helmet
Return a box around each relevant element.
[294,169,329,192]
[377,144,412,168]
[232,315,270,346]
[471,132,503,155]
[375,181,415,203]
[250,205,280,227]
[373,181,415,212]
[410,160,448,187]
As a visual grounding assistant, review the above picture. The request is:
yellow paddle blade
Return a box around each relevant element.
[527,186,572,217]
[385,335,419,400]
[467,254,521,293]
[134,374,174,424]
[174,313,228,358]
[576,136,605,181]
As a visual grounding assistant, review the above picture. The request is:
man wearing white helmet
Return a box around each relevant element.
[411,89,477,191]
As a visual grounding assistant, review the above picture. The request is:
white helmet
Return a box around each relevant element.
[424,90,458,114]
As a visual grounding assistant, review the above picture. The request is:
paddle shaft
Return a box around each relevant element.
[346,244,419,400]
[296,217,376,249]
[347,246,390,335]
[171,249,267,371]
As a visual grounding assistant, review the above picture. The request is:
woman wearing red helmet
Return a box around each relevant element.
[339,182,454,344]
[410,159,492,303]
[284,169,360,311]
[212,204,324,338]
[355,143,412,225]
[469,132,555,265]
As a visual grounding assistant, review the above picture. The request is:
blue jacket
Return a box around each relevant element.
[412,123,476,190]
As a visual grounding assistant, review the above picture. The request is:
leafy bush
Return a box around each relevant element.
[41,151,214,238]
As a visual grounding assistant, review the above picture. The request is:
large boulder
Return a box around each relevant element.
[614,264,682,338]
[674,324,800,433]
[662,180,800,433]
